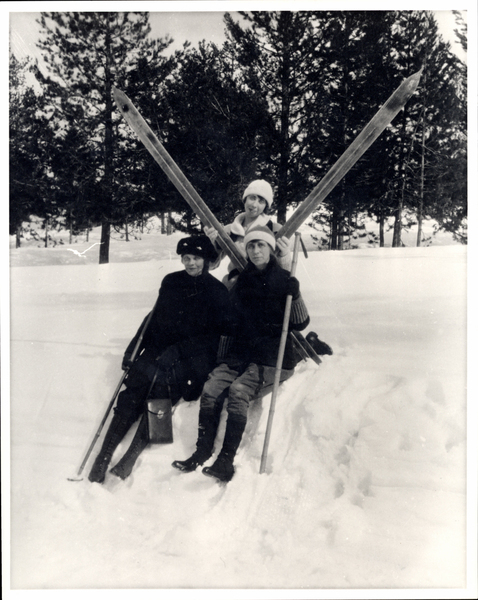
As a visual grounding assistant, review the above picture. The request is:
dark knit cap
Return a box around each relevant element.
[176,235,218,262]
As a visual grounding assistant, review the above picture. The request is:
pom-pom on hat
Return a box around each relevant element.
[176,235,218,262]
[244,225,276,251]
[242,179,273,208]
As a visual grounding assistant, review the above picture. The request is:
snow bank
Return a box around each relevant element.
[6,229,473,597]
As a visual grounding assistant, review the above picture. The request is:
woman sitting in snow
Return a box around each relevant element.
[88,235,232,484]
[172,225,310,483]
[205,177,333,360]
[204,179,292,289]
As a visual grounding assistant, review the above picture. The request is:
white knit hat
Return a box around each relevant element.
[242,179,273,208]
[243,225,276,251]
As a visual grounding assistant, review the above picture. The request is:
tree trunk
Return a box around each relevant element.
[393,151,407,248]
[16,225,21,248]
[417,76,427,247]
[99,18,114,265]
[44,218,49,248]
[276,12,293,225]
[416,130,425,247]
[99,222,110,263]
[392,198,403,247]
[337,209,345,250]
[379,208,385,247]
[161,212,166,234]
[337,187,346,250]
[330,204,339,250]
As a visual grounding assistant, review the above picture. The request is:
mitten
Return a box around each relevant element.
[286,276,300,300]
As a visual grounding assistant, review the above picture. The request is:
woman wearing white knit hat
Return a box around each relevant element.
[204,179,291,288]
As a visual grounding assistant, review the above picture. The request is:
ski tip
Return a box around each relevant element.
[403,68,423,96]
[112,87,131,113]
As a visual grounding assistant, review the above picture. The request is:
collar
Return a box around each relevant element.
[229,212,270,237]
[244,254,278,274]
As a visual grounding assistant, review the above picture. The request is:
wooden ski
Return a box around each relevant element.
[113,88,320,363]
[113,71,420,364]
[112,87,247,271]
[277,68,422,238]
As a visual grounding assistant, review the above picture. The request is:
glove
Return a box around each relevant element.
[286,276,300,301]
[122,353,133,371]
[204,225,219,244]
[276,236,291,257]
[155,343,182,370]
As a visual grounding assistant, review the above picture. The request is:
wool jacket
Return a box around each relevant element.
[225,255,310,370]
[125,269,232,362]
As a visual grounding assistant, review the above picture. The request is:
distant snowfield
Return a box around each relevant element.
[6,221,474,597]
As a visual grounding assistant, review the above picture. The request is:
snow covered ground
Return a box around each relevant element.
[4,221,476,598]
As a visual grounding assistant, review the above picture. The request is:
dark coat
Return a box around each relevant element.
[227,256,309,370]
[124,269,231,401]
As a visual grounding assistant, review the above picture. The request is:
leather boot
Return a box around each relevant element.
[202,415,246,483]
[88,412,134,484]
[110,414,149,480]
[172,405,220,472]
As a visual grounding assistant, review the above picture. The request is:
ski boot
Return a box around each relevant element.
[202,415,246,484]
[88,412,133,483]
[110,415,149,480]
[172,406,220,473]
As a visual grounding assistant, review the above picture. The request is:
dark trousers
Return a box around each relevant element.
[115,350,214,420]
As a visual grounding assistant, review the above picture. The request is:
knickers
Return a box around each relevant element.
[201,362,294,421]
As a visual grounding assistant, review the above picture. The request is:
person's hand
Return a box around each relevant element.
[204,226,219,244]
[121,353,133,371]
[276,236,290,257]
[156,344,182,370]
[286,276,300,300]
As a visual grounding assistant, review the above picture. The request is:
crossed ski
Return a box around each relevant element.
[113,69,421,361]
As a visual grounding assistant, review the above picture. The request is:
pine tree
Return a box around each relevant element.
[302,11,399,249]
[9,52,47,246]
[224,11,329,223]
[423,11,467,242]
[346,11,466,247]
[382,11,467,246]
[34,12,174,263]
[143,40,275,231]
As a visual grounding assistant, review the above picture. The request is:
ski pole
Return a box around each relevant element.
[68,295,159,481]
[260,232,301,475]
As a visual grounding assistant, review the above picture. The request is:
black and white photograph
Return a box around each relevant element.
[4,1,476,598]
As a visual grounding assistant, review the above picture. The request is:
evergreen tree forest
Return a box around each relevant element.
[9,10,467,261]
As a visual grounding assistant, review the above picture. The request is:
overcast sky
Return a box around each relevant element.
[8,5,468,66]
[9,10,235,61]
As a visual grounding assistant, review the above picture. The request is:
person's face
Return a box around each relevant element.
[181,254,205,277]
[246,240,271,270]
[244,194,267,218]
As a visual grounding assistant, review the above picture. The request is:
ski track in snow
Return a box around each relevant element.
[7,225,470,592]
